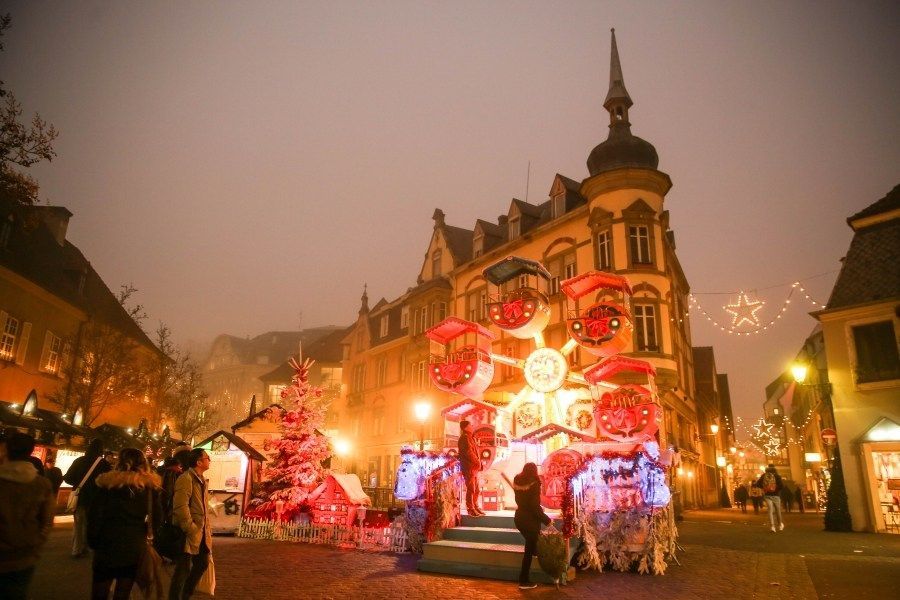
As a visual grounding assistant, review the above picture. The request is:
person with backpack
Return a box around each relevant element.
[749,483,763,514]
[756,464,785,532]
[63,439,111,558]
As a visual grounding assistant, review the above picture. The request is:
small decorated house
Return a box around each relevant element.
[195,430,268,533]
[308,473,371,526]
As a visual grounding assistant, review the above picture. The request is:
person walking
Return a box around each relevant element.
[458,420,484,517]
[734,484,749,513]
[87,448,163,600]
[510,463,551,590]
[794,487,805,513]
[749,482,763,514]
[169,449,213,600]
[757,464,785,532]
[780,484,794,513]
[63,439,111,558]
[44,457,64,496]
[0,432,55,600]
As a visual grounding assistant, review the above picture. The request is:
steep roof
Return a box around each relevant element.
[215,327,343,366]
[0,202,158,353]
[442,224,474,265]
[847,184,900,224]
[258,327,349,383]
[825,186,900,311]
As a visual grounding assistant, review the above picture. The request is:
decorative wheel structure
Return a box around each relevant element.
[396,255,677,572]
[428,256,656,452]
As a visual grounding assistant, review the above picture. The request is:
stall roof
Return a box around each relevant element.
[584,355,657,385]
[0,402,90,439]
[426,317,494,345]
[231,404,285,432]
[482,256,551,285]
[440,398,499,420]
[518,423,596,443]
[195,430,266,462]
[561,271,632,300]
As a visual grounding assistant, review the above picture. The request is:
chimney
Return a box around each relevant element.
[36,206,73,247]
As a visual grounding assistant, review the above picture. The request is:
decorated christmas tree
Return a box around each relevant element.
[824,451,853,532]
[247,356,332,521]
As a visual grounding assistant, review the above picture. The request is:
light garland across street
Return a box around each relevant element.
[688,282,825,337]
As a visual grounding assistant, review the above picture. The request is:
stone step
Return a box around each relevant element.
[443,526,524,544]
[459,513,516,529]
[418,558,575,585]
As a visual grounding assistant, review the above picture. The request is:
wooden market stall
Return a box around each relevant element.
[195,430,267,533]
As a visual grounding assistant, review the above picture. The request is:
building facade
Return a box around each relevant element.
[813,185,900,533]
[335,32,707,504]
[0,202,160,426]
[202,326,345,431]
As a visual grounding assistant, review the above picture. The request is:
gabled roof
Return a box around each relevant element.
[847,184,900,225]
[195,430,266,461]
[510,198,543,220]
[230,403,284,431]
[259,327,348,383]
[211,327,343,367]
[824,189,900,311]
[0,202,158,353]
[442,224,474,265]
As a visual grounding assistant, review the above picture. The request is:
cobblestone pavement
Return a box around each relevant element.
[30,509,900,600]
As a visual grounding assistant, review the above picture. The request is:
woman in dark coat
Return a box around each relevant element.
[87,447,162,600]
[510,462,551,590]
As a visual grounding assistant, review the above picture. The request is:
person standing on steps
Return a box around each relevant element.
[458,420,484,517]
[509,462,551,590]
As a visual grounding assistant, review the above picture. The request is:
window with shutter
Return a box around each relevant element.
[14,322,31,365]
[0,312,17,360]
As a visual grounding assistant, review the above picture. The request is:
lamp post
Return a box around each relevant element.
[333,438,351,473]
[791,360,836,466]
[414,400,431,452]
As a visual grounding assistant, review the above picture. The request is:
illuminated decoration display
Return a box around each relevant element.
[523,347,568,393]
[723,291,765,328]
[562,271,634,357]
[749,417,783,456]
[426,317,495,397]
[689,279,827,337]
[483,256,552,338]
[585,355,661,443]
[399,256,674,575]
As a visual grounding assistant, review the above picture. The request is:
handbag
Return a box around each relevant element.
[154,520,186,560]
[66,456,102,513]
[195,555,216,596]
[136,488,170,600]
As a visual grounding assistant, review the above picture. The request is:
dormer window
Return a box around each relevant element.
[473,232,484,258]
[551,194,566,219]
[379,314,389,337]
[432,249,442,277]
[508,216,520,240]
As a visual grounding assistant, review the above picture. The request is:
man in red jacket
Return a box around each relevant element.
[458,420,484,516]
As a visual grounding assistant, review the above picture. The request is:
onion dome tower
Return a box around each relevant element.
[586,29,659,176]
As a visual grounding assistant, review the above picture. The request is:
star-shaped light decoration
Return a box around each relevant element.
[763,438,782,456]
[750,418,774,439]
[723,291,765,328]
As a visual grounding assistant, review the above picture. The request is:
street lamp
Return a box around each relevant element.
[414,400,431,452]
[332,438,351,473]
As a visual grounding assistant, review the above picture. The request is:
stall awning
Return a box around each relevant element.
[195,430,267,462]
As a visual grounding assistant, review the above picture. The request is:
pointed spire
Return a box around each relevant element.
[248,394,257,418]
[359,283,369,315]
[604,28,633,115]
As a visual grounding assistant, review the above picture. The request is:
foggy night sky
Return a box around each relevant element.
[3,1,898,435]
